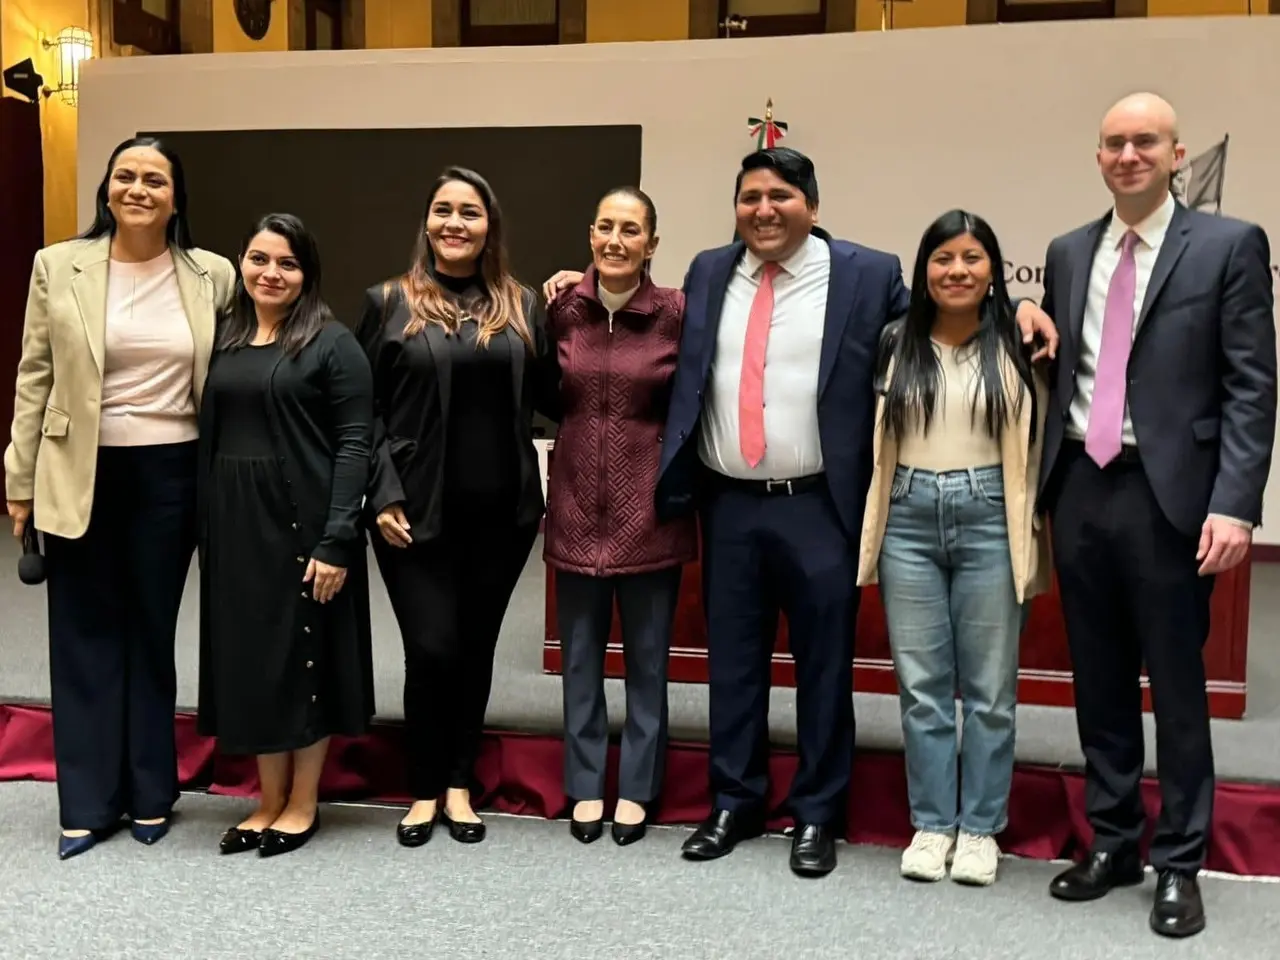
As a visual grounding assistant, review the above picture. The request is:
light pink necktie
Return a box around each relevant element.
[1085,230,1140,467]
[739,262,780,468]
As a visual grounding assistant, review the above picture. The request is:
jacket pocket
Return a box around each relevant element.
[41,406,70,438]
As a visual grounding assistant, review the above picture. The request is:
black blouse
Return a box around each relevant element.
[356,274,561,542]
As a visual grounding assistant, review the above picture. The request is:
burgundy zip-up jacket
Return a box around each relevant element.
[543,267,698,577]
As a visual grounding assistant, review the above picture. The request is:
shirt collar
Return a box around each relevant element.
[1108,191,1175,250]
[742,231,815,279]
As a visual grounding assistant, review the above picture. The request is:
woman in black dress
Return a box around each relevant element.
[358,166,559,847]
[197,213,375,858]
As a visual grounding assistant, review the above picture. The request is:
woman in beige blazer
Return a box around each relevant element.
[856,210,1050,888]
[3,136,236,860]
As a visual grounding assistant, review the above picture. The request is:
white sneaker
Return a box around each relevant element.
[900,829,956,882]
[950,831,1000,886]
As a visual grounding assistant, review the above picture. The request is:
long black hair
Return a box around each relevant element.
[80,136,195,249]
[216,213,332,358]
[883,209,1036,442]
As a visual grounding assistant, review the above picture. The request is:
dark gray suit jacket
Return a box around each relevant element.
[1037,201,1277,538]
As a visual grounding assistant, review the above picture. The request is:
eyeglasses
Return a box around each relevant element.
[1100,133,1169,154]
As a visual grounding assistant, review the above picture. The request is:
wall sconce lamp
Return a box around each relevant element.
[40,26,94,106]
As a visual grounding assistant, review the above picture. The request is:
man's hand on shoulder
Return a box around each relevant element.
[1014,300,1059,363]
[1197,514,1253,576]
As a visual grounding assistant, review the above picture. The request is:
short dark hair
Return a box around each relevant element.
[734,147,819,207]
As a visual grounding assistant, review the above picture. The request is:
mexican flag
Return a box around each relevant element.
[747,98,788,150]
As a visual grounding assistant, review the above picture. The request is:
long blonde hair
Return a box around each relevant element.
[397,166,531,350]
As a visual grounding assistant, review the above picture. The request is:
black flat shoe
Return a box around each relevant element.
[570,818,604,844]
[611,820,647,846]
[259,813,320,858]
[1150,870,1206,938]
[397,813,438,848]
[441,810,486,844]
[1049,849,1145,901]
[219,827,262,855]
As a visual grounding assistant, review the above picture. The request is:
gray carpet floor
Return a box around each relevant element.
[1,781,1277,959]
[1,535,1279,783]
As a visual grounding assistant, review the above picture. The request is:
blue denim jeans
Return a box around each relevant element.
[877,464,1023,837]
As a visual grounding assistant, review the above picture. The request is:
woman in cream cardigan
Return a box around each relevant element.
[858,210,1050,889]
[4,136,236,860]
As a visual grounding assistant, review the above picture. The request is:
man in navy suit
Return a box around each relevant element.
[651,147,1058,876]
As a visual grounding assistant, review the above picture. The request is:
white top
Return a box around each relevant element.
[99,250,198,447]
[896,339,1003,472]
[598,279,638,332]
[699,232,830,480]
[1067,191,1176,446]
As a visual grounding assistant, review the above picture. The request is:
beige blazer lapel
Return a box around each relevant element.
[173,249,215,407]
[69,235,112,378]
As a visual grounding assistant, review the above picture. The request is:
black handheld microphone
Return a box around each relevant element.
[18,516,45,585]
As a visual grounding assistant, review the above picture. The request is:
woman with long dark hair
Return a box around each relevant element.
[857,210,1050,887]
[358,166,559,847]
[197,213,375,857]
[3,136,237,859]
[540,186,697,845]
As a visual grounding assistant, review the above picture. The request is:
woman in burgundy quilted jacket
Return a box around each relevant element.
[543,187,697,846]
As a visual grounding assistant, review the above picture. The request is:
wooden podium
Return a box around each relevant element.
[541,544,1252,720]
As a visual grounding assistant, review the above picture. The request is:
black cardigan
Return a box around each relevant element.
[355,279,561,542]
[197,320,375,568]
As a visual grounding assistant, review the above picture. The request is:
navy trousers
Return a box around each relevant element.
[700,478,859,826]
[43,441,197,830]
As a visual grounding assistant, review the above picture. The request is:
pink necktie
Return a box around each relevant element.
[739,262,780,468]
[1085,230,1140,467]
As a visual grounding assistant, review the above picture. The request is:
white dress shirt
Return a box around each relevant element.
[1066,191,1175,445]
[699,232,830,480]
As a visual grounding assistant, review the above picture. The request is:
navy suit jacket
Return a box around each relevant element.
[1038,203,1276,537]
[655,227,909,540]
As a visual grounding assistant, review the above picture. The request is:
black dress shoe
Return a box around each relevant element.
[259,813,320,858]
[219,827,262,855]
[441,810,486,844]
[790,823,837,877]
[1049,849,1145,901]
[396,813,438,848]
[681,809,764,861]
[570,818,604,844]
[1150,870,1206,938]
[612,820,647,846]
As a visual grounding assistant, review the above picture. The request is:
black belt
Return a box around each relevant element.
[709,472,826,496]
[1062,437,1142,465]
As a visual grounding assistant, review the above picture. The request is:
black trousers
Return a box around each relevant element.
[43,441,198,830]
[556,566,683,804]
[700,478,859,826]
[1049,440,1216,873]
[373,517,537,799]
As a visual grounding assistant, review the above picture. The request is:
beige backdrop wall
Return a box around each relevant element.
[76,17,1280,539]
